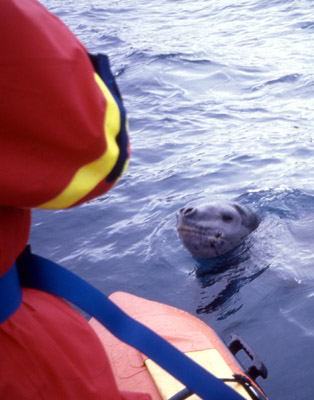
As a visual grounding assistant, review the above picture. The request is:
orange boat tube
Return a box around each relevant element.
[89,292,268,400]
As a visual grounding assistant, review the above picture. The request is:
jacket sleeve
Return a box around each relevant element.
[0,0,129,210]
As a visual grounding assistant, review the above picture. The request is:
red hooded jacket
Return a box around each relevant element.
[0,1,149,399]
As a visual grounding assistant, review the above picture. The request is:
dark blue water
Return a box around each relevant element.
[35,1,314,398]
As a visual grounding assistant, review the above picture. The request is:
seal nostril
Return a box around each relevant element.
[183,207,194,216]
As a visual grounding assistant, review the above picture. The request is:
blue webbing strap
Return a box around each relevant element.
[17,248,243,400]
[0,263,22,324]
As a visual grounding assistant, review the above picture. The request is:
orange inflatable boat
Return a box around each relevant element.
[89,292,268,400]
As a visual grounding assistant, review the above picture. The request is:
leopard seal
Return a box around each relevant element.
[176,202,259,259]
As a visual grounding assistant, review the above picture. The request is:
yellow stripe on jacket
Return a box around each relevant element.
[39,73,121,209]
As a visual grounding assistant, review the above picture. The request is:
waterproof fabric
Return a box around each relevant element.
[0,0,129,213]
[0,1,149,399]
[1,289,151,400]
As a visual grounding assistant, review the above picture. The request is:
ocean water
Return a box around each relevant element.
[34,1,314,398]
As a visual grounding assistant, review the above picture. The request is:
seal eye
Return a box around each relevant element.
[222,214,233,223]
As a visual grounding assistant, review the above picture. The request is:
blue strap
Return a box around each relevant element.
[0,263,22,324]
[16,248,243,400]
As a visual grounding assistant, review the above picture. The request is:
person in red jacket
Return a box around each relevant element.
[0,1,150,398]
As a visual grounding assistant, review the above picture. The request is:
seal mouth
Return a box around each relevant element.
[176,210,226,238]
[177,225,228,258]
[177,226,226,242]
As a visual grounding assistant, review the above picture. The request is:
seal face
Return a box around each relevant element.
[176,202,259,259]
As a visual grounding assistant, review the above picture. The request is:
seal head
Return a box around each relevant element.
[176,202,259,259]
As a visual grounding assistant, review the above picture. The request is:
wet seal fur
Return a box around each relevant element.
[176,202,259,259]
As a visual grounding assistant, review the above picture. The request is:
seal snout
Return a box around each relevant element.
[177,207,199,231]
